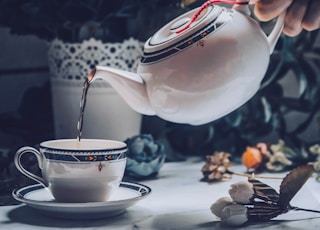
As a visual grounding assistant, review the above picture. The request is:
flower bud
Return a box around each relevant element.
[220,204,248,226]
[229,181,254,204]
[210,197,233,218]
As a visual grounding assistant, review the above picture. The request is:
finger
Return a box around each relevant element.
[302,0,320,32]
[254,0,293,21]
[283,0,310,36]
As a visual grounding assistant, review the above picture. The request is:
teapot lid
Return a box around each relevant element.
[141,5,232,64]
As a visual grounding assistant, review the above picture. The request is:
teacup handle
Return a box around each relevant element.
[14,147,48,187]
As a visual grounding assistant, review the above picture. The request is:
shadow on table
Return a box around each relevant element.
[7,205,320,229]
[135,209,320,230]
[7,205,152,228]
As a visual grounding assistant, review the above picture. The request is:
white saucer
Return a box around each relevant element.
[12,181,151,219]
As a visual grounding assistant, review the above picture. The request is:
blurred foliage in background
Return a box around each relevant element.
[0,0,206,42]
[1,0,319,166]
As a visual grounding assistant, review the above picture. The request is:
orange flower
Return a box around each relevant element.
[242,147,263,170]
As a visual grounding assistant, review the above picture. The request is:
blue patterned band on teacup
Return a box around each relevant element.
[42,149,126,162]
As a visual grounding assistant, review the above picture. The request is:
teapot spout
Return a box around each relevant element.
[88,66,155,115]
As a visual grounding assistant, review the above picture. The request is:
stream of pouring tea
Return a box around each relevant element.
[77,78,90,142]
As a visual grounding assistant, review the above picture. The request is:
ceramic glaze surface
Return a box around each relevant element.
[12,181,151,219]
[139,8,270,124]
[90,5,284,125]
[15,139,127,203]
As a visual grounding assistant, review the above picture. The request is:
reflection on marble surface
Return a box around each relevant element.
[6,205,153,228]
[1,158,320,229]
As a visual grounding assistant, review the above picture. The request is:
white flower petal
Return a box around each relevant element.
[222,214,248,226]
[210,197,233,218]
[229,181,254,204]
[220,204,248,226]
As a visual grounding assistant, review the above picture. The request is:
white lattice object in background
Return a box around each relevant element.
[48,38,144,85]
[48,38,143,140]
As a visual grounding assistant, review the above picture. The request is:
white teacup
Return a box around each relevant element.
[14,139,127,203]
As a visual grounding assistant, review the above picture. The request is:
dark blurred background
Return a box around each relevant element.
[1,0,320,205]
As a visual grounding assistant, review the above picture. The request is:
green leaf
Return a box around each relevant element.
[270,97,310,112]
[289,108,319,136]
[298,61,318,100]
[278,165,315,210]
[313,47,320,55]
[260,59,289,89]
[224,111,242,127]
[261,97,272,123]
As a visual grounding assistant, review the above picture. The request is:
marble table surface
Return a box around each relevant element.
[1,157,320,229]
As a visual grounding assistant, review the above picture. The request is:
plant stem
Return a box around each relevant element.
[291,206,320,214]
[229,170,283,180]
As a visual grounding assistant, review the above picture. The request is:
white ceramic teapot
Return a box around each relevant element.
[88,1,284,125]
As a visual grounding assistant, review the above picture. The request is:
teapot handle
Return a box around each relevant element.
[234,4,285,54]
[266,11,285,54]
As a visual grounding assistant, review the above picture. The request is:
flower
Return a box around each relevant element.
[219,204,248,226]
[124,134,166,179]
[125,134,163,162]
[210,197,233,218]
[228,181,254,204]
[241,140,295,172]
[310,144,320,159]
[265,151,292,171]
[265,140,293,172]
[242,146,263,170]
[201,152,233,182]
[210,165,316,226]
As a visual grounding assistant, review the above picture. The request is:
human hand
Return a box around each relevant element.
[250,0,320,36]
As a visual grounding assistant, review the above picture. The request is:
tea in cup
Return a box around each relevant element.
[14,139,127,203]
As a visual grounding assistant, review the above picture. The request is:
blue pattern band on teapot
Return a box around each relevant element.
[141,7,233,64]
